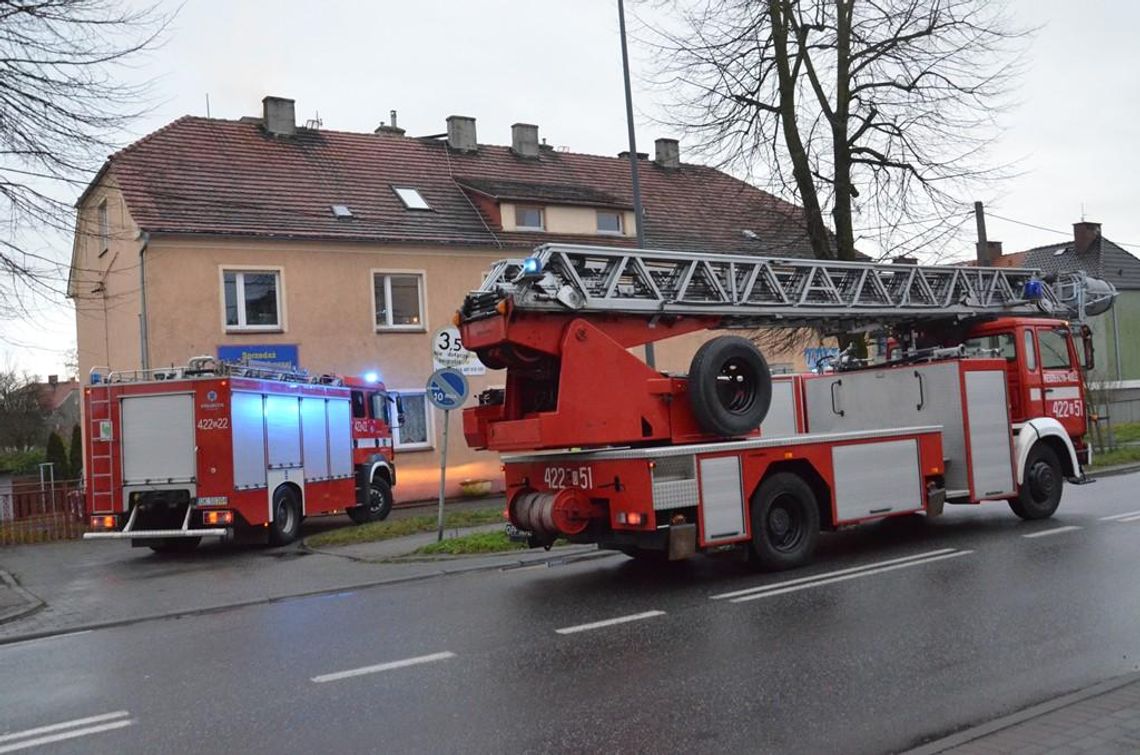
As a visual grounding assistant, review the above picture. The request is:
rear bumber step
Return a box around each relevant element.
[83,528,229,540]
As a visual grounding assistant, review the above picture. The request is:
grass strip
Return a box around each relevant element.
[306,505,504,548]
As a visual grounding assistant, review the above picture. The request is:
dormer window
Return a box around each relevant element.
[515,205,544,230]
[393,186,431,210]
[596,210,623,235]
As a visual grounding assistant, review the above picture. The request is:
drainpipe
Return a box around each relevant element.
[1111,303,1122,382]
[138,231,150,370]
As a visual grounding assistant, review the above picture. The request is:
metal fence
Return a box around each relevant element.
[0,477,86,546]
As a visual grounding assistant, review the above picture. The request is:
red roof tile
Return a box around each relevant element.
[97,117,816,256]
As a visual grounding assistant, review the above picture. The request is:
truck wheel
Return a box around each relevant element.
[147,537,201,554]
[750,472,820,571]
[348,478,393,524]
[689,336,772,437]
[268,486,302,545]
[1010,444,1063,520]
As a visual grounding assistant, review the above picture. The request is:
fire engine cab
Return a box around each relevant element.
[458,244,1116,570]
[83,357,399,552]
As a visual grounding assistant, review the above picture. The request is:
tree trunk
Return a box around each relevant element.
[769,0,833,260]
[830,0,857,261]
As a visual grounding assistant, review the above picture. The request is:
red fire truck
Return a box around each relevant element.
[82,357,399,552]
[458,244,1116,569]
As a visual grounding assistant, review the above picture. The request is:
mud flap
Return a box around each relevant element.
[668,523,697,561]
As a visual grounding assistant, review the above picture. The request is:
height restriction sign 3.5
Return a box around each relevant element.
[431,326,486,376]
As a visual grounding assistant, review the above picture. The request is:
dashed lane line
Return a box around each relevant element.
[710,548,960,602]
[0,712,134,754]
[555,610,666,635]
[1116,514,1140,523]
[311,651,456,683]
[728,550,975,603]
[1022,525,1084,539]
[1098,510,1140,521]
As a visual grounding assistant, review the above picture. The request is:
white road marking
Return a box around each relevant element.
[555,610,666,635]
[311,651,456,683]
[0,712,133,753]
[1022,525,1083,539]
[1098,510,1140,521]
[710,548,959,601]
[1116,514,1140,523]
[729,550,974,603]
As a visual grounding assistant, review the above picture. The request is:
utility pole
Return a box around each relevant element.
[617,0,655,366]
[974,201,989,265]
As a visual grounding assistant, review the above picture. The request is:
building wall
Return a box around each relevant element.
[72,178,144,378]
[1089,290,1140,383]
[500,201,636,237]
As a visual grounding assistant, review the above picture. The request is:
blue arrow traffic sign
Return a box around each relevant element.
[425,367,470,411]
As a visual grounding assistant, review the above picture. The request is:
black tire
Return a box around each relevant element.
[147,537,201,554]
[749,472,820,571]
[1010,444,1063,520]
[689,336,772,437]
[268,486,302,546]
[348,478,393,524]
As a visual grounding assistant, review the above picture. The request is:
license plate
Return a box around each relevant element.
[505,523,531,542]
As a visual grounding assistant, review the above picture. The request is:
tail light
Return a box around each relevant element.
[90,515,116,530]
[203,510,234,526]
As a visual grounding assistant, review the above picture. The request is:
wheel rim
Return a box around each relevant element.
[715,356,759,414]
[767,494,806,552]
[1027,460,1058,504]
[277,497,295,532]
[369,486,386,514]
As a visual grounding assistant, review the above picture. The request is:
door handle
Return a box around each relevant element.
[830,379,844,417]
[914,370,926,411]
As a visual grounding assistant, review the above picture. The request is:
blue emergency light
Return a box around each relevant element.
[521,257,542,276]
[1024,279,1044,299]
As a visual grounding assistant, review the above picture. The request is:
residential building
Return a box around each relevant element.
[68,96,822,502]
[36,376,80,440]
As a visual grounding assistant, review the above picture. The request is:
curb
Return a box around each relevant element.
[0,546,620,647]
[902,671,1140,754]
[0,570,45,626]
[1089,462,1140,479]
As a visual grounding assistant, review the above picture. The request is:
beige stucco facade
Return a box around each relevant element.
[72,183,818,503]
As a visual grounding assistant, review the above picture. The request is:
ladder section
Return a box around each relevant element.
[87,387,115,512]
[472,244,1084,329]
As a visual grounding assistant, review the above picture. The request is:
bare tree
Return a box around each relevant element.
[0,368,46,449]
[0,0,170,321]
[645,0,1028,262]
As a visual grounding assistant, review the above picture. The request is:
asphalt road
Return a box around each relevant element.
[2,474,1140,754]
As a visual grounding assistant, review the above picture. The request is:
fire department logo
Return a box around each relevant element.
[206,390,218,402]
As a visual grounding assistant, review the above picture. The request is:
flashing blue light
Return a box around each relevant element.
[521,257,542,276]
[1024,279,1044,299]
[363,371,380,384]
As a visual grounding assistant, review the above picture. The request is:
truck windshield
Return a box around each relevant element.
[963,333,1016,360]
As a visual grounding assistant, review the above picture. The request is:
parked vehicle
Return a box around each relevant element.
[457,244,1114,569]
[83,357,398,552]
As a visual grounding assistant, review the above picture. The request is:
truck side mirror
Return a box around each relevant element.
[389,393,406,429]
[1081,324,1095,371]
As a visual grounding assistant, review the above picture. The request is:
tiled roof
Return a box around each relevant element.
[91,116,817,256]
[1013,239,1140,290]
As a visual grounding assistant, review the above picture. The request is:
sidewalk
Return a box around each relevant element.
[907,673,1140,754]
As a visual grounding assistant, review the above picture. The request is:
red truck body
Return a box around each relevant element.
[83,360,397,551]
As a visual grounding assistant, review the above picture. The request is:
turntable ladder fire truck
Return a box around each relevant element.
[82,357,399,553]
[457,243,1116,569]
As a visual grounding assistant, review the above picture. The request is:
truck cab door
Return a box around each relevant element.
[1035,325,1087,438]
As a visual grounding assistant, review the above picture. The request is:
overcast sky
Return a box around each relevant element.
[3,0,1138,377]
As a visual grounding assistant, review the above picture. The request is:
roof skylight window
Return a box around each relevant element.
[393,187,431,210]
[331,204,353,218]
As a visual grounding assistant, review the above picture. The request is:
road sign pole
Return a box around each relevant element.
[437,408,450,542]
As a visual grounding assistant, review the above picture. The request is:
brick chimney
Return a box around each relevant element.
[985,240,1003,264]
[375,109,405,136]
[1073,221,1102,255]
[262,96,295,137]
[511,123,539,158]
[446,115,477,152]
[654,138,680,169]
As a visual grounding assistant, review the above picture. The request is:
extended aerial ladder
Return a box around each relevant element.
[458,243,1115,452]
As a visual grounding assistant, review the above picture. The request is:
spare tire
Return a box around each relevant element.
[688,335,772,437]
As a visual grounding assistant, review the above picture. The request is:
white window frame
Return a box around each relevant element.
[515,205,545,231]
[97,199,109,254]
[596,209,623,235]
[372,269,427,332]
[392,389,435,451]
[220,266,285,333]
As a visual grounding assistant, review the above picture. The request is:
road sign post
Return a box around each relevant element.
[425,368,470,542]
